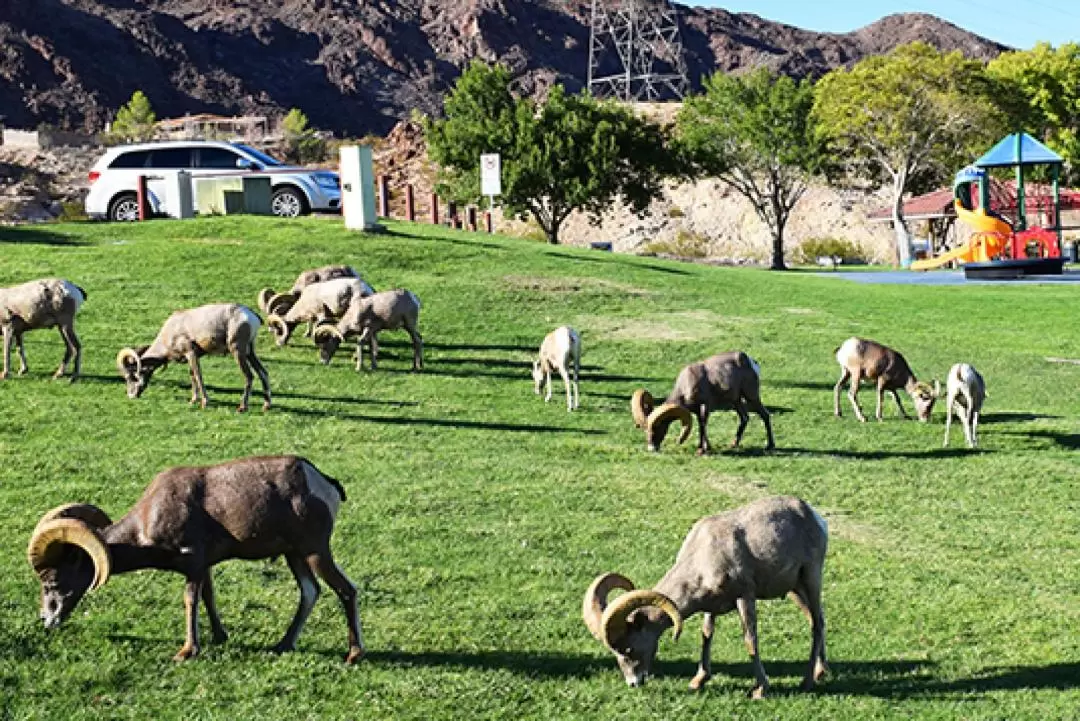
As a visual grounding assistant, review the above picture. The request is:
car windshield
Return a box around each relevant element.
[233,144,284,167]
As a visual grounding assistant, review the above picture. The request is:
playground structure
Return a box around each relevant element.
[911,133,1068,277]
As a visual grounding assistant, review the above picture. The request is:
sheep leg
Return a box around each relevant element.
[248,349,272,412]
[970,409,980,448]
[558,365,572,411]
[304,319,315,338]
[747,397,776,450]
[368,333,379,370]
[889,388,909,419]
[789,583,828,690]
[572,352,580,409]
[354,328,368,372]
[185,351,207,408]
[60,323,81,382]
[14,329,28,375]
[833,368,850,417]
[233,349,254,413]
[543,369,552,403]
[874,377,887,422]
[1,325,13,379]
[697,405,712,455]
[731,403,750,449]
[847,370,867,422]
[943,393,956,447]
[54,326,72,378]
[273,553,321,654]
[201,571,228,644]
[407,324,423,371]
[689,612,715,691]
[736,596,769,699]
[308,551,365,664]
[175,576,204,661]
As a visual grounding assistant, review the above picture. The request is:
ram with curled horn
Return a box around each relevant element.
[631,351,773,455]
[27,455,366,664]
[583,496,829,697]
[257,264,366,336]
[312,289,423,372]
[264,277,373,348]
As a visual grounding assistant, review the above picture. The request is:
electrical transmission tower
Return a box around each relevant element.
[587,0,689,102]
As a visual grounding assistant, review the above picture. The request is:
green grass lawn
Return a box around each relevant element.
[0,217,1077,720]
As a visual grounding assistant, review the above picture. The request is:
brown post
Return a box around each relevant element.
[466,206,477,232]
[447,201,457,227]
[484,211,493,233]
[136,175,150,221]
[430,193,439,225]
[377,175,390,218]
[405,184,415,222]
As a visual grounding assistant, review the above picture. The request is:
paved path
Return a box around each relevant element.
[814,269,1080,286]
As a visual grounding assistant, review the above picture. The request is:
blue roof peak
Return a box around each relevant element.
[975,133,1063,168]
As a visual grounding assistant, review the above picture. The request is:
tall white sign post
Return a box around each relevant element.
[480,153,501,211]
[340,145,381,231]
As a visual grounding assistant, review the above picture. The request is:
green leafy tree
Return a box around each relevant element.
[677,68,822,270]
[426,62,674,244]
[988,42,1080,181]
[813,43,1005,265]
[281,108,326,164]
[110,90,157,141]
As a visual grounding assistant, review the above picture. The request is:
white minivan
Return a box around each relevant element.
[84,140,341,221]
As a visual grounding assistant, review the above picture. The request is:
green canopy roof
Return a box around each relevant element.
[975,133,1063,168]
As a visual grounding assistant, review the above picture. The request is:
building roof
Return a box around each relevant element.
[867,188,956,222]
[156,114,267,129]
[975,133,1064,168]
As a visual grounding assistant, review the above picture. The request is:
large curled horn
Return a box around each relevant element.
[601,589,683,648]
[646,403,694,446]
[583,573,635,644]
[116,347,142,376]
[630,390,655,428]
[313,324,344,344]
[267,314,288,338]
[267,291,298,316]
[257,287,276,314]
[28,518,112,591]
[32,503,112,538]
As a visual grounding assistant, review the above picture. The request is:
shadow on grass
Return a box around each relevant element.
[1001,429,1080,449]
[0,226,86,245]
[771,446,977,460]
[384,227,506,251]
[980,411,1061,425]
[771,380,839,391]
[425,341,537,353]
[544,250,693,276]
[276,405,606,435]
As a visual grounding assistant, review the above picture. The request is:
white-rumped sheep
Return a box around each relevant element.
[267,277,372,347]
[312,289,422,372]
[28,455,363,663]
[943,362,985,448]
[632,352,773,454]
[0,278,86,382]
[833,337,937,422]
[116,303,271,412]
[531,326,581,411]
[583,496,828,697]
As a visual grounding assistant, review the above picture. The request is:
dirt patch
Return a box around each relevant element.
[502,275,652,297]
[783,307,818,315]
[581,309,759,342]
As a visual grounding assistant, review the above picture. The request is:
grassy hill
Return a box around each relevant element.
[0,217,1077,720]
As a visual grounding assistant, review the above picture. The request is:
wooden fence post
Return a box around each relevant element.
[136,175,150,220]
[377,175,390,217]
[430,194,439,225]
[466,206,477,232]
[405,184,415,222]
[484,211,493,234]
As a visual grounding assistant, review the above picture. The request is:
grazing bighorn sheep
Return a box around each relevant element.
[0,278,86,381]
[833,337,937,422]
[583,496,828,697]
[531,326,581,411]
[257,265,371,337]
[116,303,271,412]
[27,455,364,663]
[943,362,985,448]
[266,277,373,347]
[312,289,422,371]
[632,352,773,454]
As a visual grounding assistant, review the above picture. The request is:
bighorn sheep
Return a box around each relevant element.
[631,352,773,454]
[583,496,828,697]
[266,277,373,347]
[833,337,937,422]
[0,278,86,381]
[943,362,985,448]
[27,455,364,663]
[257,265,372,337]
[116,303,271,412]
[531,326,580,411]
[312,289,422,372]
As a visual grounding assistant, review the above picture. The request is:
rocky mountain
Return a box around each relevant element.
[0,1,1007,136]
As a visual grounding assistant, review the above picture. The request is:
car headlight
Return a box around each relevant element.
[311,173,340,190]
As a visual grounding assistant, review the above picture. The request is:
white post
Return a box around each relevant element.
[340,145,382,231]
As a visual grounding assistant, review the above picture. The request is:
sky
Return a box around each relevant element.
[695,0,1080,50]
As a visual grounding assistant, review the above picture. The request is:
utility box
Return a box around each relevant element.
[241,176,272,215]
[195,178,243,215]
[163,170,195,219]
[340,145,381,231]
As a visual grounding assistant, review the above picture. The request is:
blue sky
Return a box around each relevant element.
[694,1,1079,50]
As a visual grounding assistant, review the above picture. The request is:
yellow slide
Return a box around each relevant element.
[910,201,1010,270]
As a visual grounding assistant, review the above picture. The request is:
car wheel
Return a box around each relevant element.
[108,193,140,222]
[271,187,307,218]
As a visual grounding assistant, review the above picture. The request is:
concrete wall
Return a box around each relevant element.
[1,128,99,148]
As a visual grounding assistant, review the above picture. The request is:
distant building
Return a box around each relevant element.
[155,114,272,142]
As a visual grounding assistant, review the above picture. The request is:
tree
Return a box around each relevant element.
[426,62,674,244]
[813,43,1005,265]
[677,68,822,270]
[988,42,1080,181]
[281,108,326,164]
[110,90,156,141]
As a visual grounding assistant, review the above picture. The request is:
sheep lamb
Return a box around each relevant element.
[266,277,373,347]
[631,351,773,454]
[27,455,364,663]
[312,289,422,371]
[116,303,271,412]
[943,362,985,448]
[531,326,581,411]
[583,496,828,698]
[0,278,86,381]
[833,337,937,422]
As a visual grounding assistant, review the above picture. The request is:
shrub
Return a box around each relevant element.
[796,237,865,264]
[643,229,710,258]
